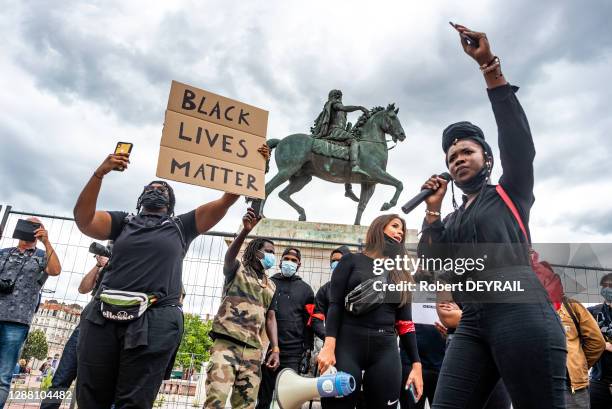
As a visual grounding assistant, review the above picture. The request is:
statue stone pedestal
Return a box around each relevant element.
[227,218,417,291]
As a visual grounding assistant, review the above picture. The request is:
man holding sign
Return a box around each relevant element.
[72,142,269,409]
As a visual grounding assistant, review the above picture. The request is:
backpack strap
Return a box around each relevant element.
[562,297,584,346]
[170,216,187,257]
[495,185,529,243]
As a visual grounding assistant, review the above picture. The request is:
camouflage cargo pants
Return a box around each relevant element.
[204,338,263,409]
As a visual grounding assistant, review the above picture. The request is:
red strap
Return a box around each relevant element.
[395,320,415,336]
[495,185,529,243]
[305,304,325,327]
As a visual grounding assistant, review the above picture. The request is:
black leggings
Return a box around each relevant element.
[432,300,566,409]
[321,324,401,409]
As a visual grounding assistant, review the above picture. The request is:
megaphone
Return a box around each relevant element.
[273,368,356,409]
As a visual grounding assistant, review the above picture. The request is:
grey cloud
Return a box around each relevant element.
[2,0,612,236]
[560,209,612,236]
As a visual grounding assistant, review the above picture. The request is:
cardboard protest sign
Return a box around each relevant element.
[167,80,268,137]
[161,110,266,171]
[157,81,268,197]
[156,146,266,199]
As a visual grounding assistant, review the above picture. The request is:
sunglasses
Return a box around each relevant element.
[144,185,169,194]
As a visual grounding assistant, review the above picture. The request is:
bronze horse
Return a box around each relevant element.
[264,104,406,225]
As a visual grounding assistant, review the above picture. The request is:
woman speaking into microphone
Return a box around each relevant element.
[417,24,566,408]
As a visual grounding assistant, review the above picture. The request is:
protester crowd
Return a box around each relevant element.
[2,24,612,409]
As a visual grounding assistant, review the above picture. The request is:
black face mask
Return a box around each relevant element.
[140,189,170,211]
[383,233,403,258]
[454,165,489,194]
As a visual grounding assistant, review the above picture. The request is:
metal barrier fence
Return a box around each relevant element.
[0,206,362,409]
[1,205,611,408]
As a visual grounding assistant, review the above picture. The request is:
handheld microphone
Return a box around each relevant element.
[401,173,452,214]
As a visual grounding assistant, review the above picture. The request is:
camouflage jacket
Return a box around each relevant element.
[212,262,276,348]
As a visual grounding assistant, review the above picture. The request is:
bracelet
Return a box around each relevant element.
[425,209,441,217]
[93,171,104,180]
[480,56,503,77]
[271,346,280,353]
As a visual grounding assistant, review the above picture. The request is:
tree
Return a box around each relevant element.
[175,314,213,373]
[21,329,48,362]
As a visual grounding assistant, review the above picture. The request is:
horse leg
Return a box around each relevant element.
[278,174,313,221]
[344,183,359,202]
[354,183,376,225]
[365,168,404,211]
[264,168,296,210]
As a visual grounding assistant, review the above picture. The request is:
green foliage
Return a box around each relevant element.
[20,329,48,362]
[176,314,213,372]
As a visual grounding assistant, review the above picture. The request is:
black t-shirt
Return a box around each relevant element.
[101,211,199,303]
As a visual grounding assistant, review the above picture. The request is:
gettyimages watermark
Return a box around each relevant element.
[361,243,612,304]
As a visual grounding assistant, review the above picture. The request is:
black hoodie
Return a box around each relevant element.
[270,273,316,358]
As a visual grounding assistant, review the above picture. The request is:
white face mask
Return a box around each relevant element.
[280,261,298,277]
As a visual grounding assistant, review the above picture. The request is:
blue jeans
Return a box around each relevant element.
[40,325,80,409]
[0,321,29,408]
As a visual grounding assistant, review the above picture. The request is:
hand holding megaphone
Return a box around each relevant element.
[317,344,336,374]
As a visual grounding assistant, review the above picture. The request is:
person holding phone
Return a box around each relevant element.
[417,24,566,408]
[72,143,270,409]
[0,217,61,408]
[205,208,279,409]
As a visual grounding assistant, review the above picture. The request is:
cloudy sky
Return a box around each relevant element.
[2,0,612,245]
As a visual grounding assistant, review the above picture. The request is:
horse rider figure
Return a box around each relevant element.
[311,89,370,176]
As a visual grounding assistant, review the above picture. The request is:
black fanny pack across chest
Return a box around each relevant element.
[344,273,388,316]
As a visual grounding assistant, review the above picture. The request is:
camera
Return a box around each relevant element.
[0,278,16,294]
[89,242,112,258]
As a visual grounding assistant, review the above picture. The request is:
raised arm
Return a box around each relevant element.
[74,153,130,239]
[33,223,61,276]
[223,208,260,281]
[453,24,535,206]
[194,144,270,234]
[194,193,240,235]
[78,255,107,294]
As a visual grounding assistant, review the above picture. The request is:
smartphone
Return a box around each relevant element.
[449,21,478,47]
[114,142,133,155]
[408,383,418,403]
[13,219,41,242]
[114,142,133,171]
[251,199,264,218]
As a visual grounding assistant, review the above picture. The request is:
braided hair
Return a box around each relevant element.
[242,238,274,271]
[136,180,176,216]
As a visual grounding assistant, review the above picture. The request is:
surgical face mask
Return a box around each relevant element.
[260,252,276,270]
[140,189,170,210]
[601,286,612,302]
[281,261,298,277]
[330,260,339,273]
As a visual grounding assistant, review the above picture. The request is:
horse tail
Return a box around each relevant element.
[267,138,280,150]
